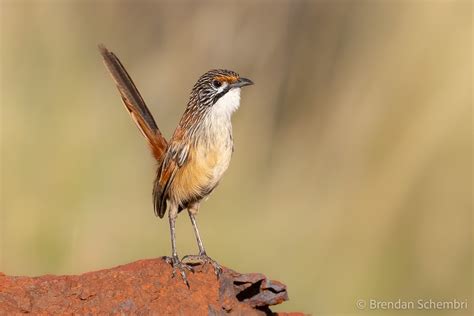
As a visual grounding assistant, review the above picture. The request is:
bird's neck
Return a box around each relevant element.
[179,88,240,147]
[192,88,240,146]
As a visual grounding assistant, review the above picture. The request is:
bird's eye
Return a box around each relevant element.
[212,80,222,88]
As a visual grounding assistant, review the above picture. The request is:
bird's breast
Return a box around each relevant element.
[170,121,233,206]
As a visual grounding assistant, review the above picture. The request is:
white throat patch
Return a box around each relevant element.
[211,88,241,120]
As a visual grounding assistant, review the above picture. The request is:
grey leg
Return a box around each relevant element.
[169,210,179,259]
[164,205,192,287]
[189,211,206,255]
[182,207,222,277]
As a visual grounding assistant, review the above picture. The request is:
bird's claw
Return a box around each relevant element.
[163,256,193,287]
[182,253,222,278]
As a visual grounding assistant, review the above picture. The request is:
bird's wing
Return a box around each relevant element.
[99,44,168,161]
[153,138,190,218]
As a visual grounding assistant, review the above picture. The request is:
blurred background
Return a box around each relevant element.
[0,1,471,315]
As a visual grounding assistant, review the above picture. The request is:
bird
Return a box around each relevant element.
[98,45,253,286]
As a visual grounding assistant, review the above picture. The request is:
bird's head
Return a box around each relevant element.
[189,69,253,113]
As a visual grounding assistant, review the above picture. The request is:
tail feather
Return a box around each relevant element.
[99,44,168,160]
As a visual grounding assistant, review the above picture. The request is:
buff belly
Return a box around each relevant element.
[169,142,232,208]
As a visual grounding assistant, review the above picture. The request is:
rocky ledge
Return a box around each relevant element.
[0,257,304,315]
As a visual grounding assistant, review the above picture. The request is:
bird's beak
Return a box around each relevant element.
[231,77,254,88]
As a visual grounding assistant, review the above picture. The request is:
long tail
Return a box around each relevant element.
[99,44,168,161]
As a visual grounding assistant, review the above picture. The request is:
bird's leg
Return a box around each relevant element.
[164,206,193,286]
[182,205,222,277]
[189,209,206,255]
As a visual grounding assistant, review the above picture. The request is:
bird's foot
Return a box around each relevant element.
[163,256,193,287]
[182,252,222,277]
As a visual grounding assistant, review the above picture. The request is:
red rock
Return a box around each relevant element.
[0,257,297,315]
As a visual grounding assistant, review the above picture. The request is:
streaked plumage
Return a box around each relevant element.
[153,70,244,219]
[99,45,253,286]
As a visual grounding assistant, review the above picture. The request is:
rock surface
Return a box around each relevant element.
[0,257,301,315]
